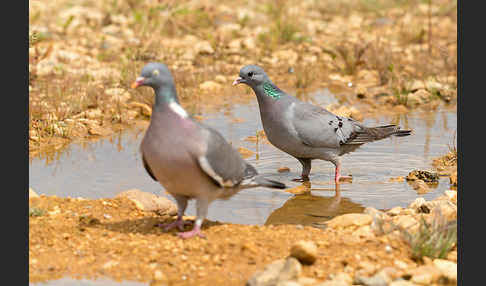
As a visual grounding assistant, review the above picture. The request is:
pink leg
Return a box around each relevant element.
[177,199,208,239]
[177,224,206,239]
[335,165,352,184]
[158,216,191,232]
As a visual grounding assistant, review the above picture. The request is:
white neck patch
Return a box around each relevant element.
[169,102,188,118]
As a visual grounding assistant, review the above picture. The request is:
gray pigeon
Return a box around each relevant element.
[131,63,286,239]
[233,65,412,183]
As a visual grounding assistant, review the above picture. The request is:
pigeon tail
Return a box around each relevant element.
[239,175,286,189]
[345,124,412,145]
[252,175,287,189]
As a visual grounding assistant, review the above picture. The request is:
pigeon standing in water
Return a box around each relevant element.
[131,63,286,239]
[233,65,411,184]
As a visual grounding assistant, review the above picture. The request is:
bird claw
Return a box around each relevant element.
[158,219,192,232]
[177,228,206,239]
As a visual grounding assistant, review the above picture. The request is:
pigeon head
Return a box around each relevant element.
[131,62,174,90]
[233,65,269,87]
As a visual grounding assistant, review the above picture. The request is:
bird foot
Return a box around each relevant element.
[335,175,353,184]
[291,176,310,182]
[177,228,206,239]
[158,219,192,232]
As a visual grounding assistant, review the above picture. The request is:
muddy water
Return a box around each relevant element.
[29,89,456,226]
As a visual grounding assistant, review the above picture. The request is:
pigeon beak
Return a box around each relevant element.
[131,77,145,89]
[232,76,244,86]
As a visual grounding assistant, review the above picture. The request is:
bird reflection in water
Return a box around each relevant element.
[265,183,365,229]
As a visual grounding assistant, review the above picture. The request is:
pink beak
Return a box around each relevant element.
[232,76,243,86]
[131,77,145,88]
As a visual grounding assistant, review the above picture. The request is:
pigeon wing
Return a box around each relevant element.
[195,123,257,188]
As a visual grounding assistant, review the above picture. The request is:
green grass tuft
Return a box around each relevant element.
[29,207,46,217]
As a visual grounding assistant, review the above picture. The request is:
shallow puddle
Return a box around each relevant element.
[29,89,456,226]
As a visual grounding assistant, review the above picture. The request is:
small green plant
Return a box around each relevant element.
[29,207,46,217]
[401,210,457,261]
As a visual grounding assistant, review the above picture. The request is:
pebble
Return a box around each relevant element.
[247,257,301,286]
[290,240,317,265]
[29,188,39,199]
[354,273,388,286]
[115,189,177,215]
[433,259,457,281]
[326,213,372,228]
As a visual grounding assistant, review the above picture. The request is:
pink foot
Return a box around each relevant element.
[158,218,191,232]
[177,227,206,239]
[335,167,352,184]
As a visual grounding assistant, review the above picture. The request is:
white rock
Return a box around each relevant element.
[290,240,317,265]
[433,259,457,281]
[327,213,372,228]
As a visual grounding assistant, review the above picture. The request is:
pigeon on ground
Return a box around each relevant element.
[131,63,286,239]
[233,65,412,184]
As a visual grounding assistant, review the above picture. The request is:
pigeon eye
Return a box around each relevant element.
[247,71,254,77]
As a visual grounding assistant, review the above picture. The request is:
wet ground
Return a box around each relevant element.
[29,89,457,227]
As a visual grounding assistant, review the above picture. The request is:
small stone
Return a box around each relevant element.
[102,260,118,269]
[327,213,373,228]
[285,184,310,195]
[247,257,301,286]
[297,277,318,285]
[115,189,177,215]
[316,280,349,286]
[389,176,405,182]
[238,147,255,158]
[409,198,427,211]
[29,188,39,199]
[354,273,388,286]
[408,265,442,285]
[389,280,418,286]
[387,206,403,216]
[409,179,430,194]
[447,250,457,262]
[394,260,409,270]
[278,167,291,173]
[354,225,375,239]
[215,75,227,84]
[194,40,214,55]
[443,190,457,204]
[153,270,168,282]
[433,259,457,282]
[449,171,457,186]
[406,89,432,107]
[290,240,317,265]
[406,170,439,183]
[329,272,353,284]
[392,215,418,231]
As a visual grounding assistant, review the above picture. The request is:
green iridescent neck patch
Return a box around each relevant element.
[263,82,281,99]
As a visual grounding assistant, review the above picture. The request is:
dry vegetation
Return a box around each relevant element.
[29,0,457,158]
